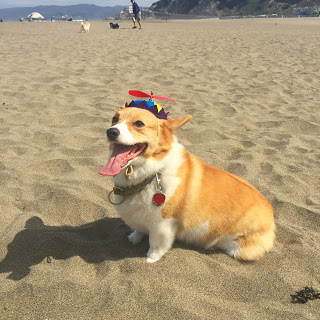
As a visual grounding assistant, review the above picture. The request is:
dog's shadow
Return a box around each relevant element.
[0,216,147,281]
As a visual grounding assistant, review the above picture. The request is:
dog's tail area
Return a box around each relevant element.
[235,224,275,261]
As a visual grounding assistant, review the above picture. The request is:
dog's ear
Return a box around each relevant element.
[118,104,126,110]
[166,115,192,132]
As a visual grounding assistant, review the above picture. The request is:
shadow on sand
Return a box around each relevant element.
[0,216,147,281]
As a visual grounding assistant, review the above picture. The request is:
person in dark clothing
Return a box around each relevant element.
[131,0,142,29]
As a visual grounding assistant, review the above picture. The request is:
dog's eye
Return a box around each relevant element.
[112,116,119,123]
[134,120,145,128]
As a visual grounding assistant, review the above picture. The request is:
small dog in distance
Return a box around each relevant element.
[81,21,90,33]
[110,23,120,29]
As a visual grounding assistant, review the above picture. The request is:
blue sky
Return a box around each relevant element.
[0,0,157,9]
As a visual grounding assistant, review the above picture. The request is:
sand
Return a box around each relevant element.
[0,18,319,319]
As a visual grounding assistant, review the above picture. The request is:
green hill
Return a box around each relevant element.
[151,0,320,16]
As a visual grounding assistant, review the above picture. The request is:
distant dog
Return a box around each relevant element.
[99,99,275,263]
[81,21,90,33]
[110,22,119,29]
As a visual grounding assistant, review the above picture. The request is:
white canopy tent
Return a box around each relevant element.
[26,12,45,21]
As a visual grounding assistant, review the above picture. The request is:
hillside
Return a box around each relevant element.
[0,4,123,21]
[150,0,320,16]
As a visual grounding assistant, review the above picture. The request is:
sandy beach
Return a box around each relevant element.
[0,18,319,319]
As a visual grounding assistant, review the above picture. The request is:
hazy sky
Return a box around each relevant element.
[0,0,157,9]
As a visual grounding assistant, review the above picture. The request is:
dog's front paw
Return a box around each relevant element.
[147,256,161,263]
[128,230,145,245]
[146,249,163,263]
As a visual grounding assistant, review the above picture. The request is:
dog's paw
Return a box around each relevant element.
[146,250,163,263]
[147,257,159,263]
[128,230,144,245]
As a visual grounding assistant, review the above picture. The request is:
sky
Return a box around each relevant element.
[0,0,157,9]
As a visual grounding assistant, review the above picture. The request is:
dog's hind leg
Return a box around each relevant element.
[147,220,178,263]
[128,229,145,244]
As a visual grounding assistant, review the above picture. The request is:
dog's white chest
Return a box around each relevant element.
[115,185,165,234]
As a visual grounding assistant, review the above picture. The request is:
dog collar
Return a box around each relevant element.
[108,171,166,206]
[108,175,155,205]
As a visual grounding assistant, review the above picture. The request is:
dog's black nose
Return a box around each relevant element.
[107,128,120,141]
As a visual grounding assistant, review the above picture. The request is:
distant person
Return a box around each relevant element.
[131,0,142,29]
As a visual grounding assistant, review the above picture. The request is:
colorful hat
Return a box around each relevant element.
[126,90,175,120]
[126,100,169,120]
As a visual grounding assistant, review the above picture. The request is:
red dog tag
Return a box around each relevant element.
[153,193,166,206]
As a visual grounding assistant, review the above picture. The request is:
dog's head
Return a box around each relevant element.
[99,102,191,176]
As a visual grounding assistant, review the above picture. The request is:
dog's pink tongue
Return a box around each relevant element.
[99,145,132,176]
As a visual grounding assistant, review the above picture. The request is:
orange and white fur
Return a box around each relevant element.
[100,105,275,263]
[81,21,90,33]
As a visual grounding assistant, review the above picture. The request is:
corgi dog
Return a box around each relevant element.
[99,100,275,263]
[81,21,90,33]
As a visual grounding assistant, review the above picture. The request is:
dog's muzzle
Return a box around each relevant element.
[107,128,120,141]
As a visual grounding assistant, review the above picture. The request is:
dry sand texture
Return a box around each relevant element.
[0,18,319,319]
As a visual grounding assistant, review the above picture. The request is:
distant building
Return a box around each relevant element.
[123,5,133,14]
[115,6,133,20]
[293,7,320,16]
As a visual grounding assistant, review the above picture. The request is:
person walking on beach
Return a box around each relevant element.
[131,0,142,29]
